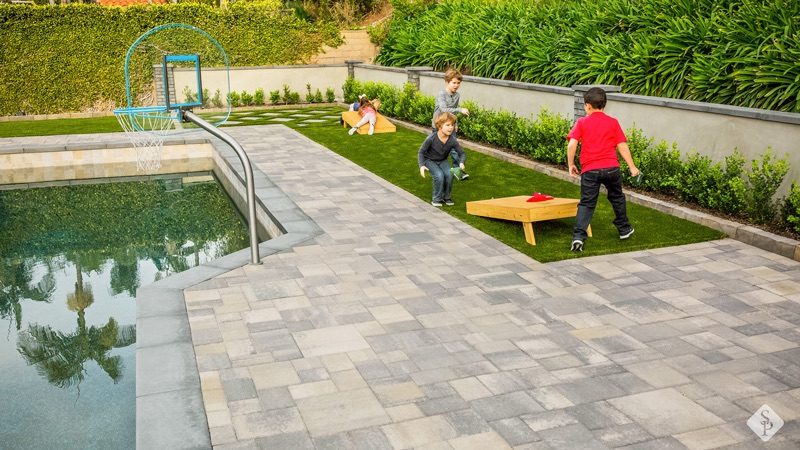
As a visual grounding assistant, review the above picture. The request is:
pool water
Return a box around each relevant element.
[0,176,249,449]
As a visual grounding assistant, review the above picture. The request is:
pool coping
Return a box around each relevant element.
[132,134,324,449]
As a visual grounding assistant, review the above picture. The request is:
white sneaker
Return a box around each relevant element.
[348,127,357,135]
[431,201,443,207]
[620,228,635,240]
[570,240,584,252]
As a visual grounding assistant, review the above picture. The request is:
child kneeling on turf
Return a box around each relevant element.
[348,98,382,135]
[418,112,466,207]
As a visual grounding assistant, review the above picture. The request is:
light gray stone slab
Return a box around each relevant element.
[609,388,724,437]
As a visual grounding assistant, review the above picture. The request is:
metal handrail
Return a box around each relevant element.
[183,111,261,265]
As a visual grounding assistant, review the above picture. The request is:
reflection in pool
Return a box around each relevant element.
[0,176,249,449]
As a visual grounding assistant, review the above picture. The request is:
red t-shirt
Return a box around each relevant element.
[566,111,626,173]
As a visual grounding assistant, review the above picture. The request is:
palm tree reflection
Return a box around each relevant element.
[16,254,136,390]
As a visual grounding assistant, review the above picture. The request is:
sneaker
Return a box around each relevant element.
[460,172,469,180]
[444,200,454,206]
[620,228,635,240]
[570,240,584,252]
[431,201,443,207]
[348,127,357,135]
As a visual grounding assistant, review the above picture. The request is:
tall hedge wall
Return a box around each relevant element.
[377,0,800,113]
[0,4,341,115]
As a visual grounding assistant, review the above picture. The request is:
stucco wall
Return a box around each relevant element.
[310,30,379,65]
[174,65,350,104]
[172,62,800,196]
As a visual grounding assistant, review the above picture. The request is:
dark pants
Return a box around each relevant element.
[573,167,632,241]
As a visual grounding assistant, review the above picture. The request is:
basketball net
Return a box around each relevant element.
[114,108,177,171]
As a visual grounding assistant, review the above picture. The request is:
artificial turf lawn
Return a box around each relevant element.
[0,106,726,262]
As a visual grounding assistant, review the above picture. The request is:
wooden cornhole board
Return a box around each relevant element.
[466,196,591,245]
[341,111,396,134]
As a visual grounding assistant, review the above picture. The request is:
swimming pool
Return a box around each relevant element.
[0,176,250,449]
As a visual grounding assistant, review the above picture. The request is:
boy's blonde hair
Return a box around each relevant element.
[444,68,463,83]
[433,111,456,130]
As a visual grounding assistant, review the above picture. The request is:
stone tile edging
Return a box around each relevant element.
[389,118,800,262]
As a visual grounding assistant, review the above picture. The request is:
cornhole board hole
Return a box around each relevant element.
[341,111,397,134]
[466,196,591,245]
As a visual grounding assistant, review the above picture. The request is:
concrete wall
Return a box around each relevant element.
[173,65,350,104]
[419,74,574,119]
[310,30,379,65]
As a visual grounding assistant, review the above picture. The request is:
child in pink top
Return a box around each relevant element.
[348,98,382,136]
[566,87,640,252]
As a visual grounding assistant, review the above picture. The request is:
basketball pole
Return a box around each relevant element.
[183,110,261,265]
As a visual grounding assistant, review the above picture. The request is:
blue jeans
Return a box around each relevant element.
[424,158,454,203]
[573,167,632,241]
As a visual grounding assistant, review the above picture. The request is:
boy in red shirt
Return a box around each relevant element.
[567,87,640,252]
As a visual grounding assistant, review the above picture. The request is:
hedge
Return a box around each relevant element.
[0,4,341,115]
[376,0,800,113]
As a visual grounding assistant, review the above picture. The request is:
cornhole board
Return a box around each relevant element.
[341,111,397,134]
[466,196,591,245]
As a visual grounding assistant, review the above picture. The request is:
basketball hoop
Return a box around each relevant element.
[114,106,178,171]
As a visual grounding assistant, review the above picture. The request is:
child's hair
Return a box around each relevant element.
[583,87,607,110]
[433,111,457,130]
[444,68,463,83]
[358,93,367,101]
[359,98,380,113]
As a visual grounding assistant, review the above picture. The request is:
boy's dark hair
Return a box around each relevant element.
[583,87,607,110]
[444,68,463,83]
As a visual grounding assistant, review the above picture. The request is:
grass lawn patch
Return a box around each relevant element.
[202,107,725,262]
[0,115,122,137]
[1,106,726,263]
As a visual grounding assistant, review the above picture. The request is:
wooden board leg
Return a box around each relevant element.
[522,222,536,245]
[587,224,593,238]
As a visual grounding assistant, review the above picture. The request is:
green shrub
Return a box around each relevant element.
[211,89,223,108]
[183,86,198,104]
[744,148,790,225]
[269,90,282,105]
[782,181,800,234]
[253,88,265,106]
[376,0,800,113]
[325,87,336,103]
[281,85,300,104]
[229,91,241,107]
[305,84,315,103]
[240,91,253,106]
[637,141,683,196]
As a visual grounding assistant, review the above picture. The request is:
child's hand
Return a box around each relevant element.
[569,164,580,178]
[420,166,428,178]
[459,163,465,171]
[629,166,640,177]
[461,108,470,116]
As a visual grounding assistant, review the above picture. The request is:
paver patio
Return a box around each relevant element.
[3,125,799,449]
[181,125,800,449]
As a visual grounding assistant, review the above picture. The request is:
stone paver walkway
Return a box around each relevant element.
[182,126,800,449]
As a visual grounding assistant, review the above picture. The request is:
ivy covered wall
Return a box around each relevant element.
[0,4,342,115]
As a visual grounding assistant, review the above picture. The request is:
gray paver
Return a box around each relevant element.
[14,127,799,448]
